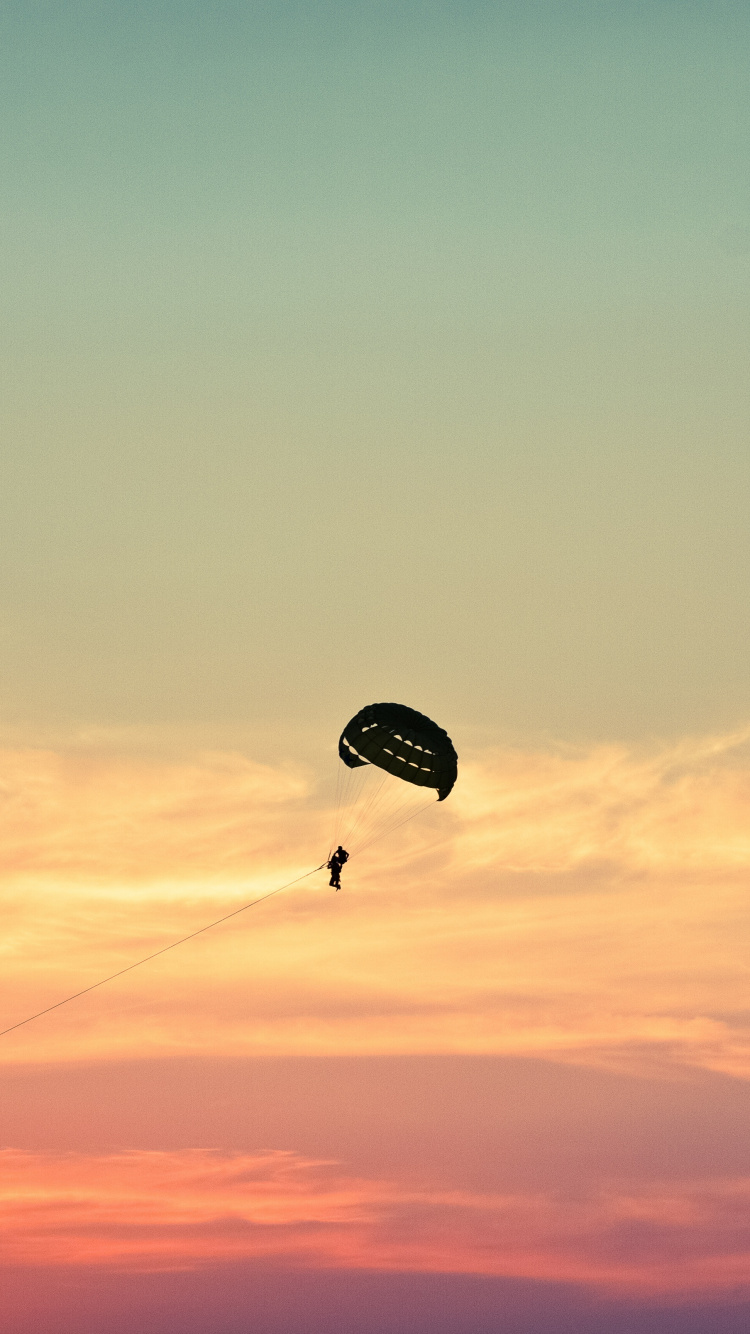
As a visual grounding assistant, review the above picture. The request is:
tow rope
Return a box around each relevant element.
[0,861,328,1040]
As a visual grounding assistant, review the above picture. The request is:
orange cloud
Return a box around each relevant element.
[1,1148,748,1297]
[1,728,749,1076]
[0,745,312,880]
[453,726,750,875]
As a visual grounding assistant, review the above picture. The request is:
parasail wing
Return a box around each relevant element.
[338,702,457,800]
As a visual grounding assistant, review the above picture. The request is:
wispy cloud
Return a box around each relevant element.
[0,746,312,880]
[1,1148,748,1297]
[1,730,748,1075]
[453,726,750,874]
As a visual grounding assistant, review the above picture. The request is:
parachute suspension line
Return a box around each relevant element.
[0,861,328,1042]
[345,780,402,853]
[344,767,427,855]
[339,767,389,848]
[332,759,375,854]
[334,724,401,852]
[350,795,436,858]
[333,761,436,859]
[334,756,387,853]
[331,766,435,859]
[330,752,347,856]
[339,759,371,847]
[330,761,356,853]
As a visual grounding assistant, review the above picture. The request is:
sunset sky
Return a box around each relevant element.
[2,3,750,1332]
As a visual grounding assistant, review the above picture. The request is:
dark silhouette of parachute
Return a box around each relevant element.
[338,702,458,801]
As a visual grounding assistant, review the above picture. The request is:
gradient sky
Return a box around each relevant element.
[2,3,750,1332]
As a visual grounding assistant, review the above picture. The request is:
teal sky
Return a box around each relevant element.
[2,1,749,745]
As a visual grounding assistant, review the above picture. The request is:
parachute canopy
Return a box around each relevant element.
[338,702,458,801]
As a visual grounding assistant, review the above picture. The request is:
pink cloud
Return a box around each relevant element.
[1,1148,749,1297]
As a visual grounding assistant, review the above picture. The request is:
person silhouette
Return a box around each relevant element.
[328,846,349,890]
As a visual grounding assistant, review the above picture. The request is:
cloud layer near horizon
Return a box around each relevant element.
[1,728,750,1304]
[1,729,749,1074]
[2,1147,749,1298]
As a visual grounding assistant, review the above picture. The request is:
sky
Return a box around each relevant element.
[1,2,750,1331]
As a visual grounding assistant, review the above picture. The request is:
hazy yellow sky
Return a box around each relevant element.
[1,0,749,747]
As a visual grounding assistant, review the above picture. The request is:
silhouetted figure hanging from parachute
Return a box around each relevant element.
[328,845,349,889]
